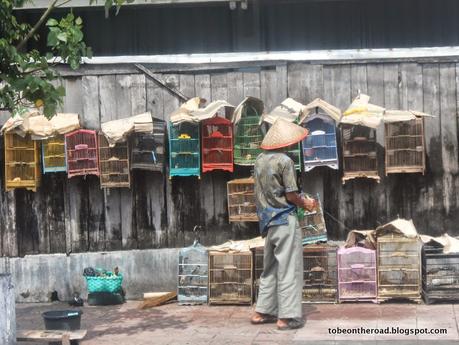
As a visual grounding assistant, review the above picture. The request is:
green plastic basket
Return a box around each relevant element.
[85,273,123,293]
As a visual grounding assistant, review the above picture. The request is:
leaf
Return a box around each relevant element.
[75,17,82,25]
[47,31,58,46]
[104,0,112,18]
[86,47,93,59]
[57,32,67,42]
[45,52,53,60]
[46,18,58,27]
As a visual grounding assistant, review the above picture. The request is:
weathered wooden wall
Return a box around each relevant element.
[1,61,458,257]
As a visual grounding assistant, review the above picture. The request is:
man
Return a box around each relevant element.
[250,118,316,330]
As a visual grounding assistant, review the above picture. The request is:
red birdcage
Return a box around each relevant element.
[65,129,99,178]
[201,117,233,173]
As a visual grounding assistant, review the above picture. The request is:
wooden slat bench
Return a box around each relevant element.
[17,329,87,345]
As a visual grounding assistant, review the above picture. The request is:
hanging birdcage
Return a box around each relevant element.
[298,194,327,245]
[208,251,253,305]
[4,133,41,191]
[98,134,130,188]
[130,118,165,172]
[65,129,99,178]
[338,247,377,303]
[42,135,66,173]
[168,121,200,178]
[201,117,233,173]
[177,241,208,305]
[227,177,258,222]
[303,244,338,303]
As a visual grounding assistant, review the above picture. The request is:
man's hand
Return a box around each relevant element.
[302,197,317,212]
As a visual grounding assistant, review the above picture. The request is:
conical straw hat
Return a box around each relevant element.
[260,118,308,150]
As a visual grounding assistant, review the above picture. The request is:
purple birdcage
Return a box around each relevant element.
[338,246,377,303]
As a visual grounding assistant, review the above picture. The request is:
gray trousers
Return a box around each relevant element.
[255,214,304,319]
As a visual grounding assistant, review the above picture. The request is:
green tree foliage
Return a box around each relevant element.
[0,0,133,118]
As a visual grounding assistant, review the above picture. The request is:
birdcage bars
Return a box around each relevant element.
[130,119,165,172]
[65,129,99,178]
[302,116,339,172]
[178,241,208,305]
[385,118,425,175]
[98,134,130,188]
[252,247,264,303]
[168,121,200,178]
[303,244,338,303]
[298,194,328,245]
[234,106,263,166]
[422,245,459,304]
[341,124,379,184]
[338,247,377,303]
[4,133,41,191]
[208,251,253,305]
[42,135,66,173]
[227,177,258,222]
[201,116,233,173]
[377,234,422,303]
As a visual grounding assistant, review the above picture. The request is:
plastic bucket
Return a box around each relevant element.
[42,310,82,331]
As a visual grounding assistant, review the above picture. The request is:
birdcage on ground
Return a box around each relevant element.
[227,177,258,222]
[252,247,264,303]
[168,121,200,178]
[98,134,130,188]
[178,241,208,305]
[65,129,99,178]
[130,118,165,172]
[208,251,253,305]
[338,247,377,303]
[303,244,338,303]
[377,234,422,303]
[298,194,327,245]
[201,116,233,173]
[42,135,66,173]
[4,133,41,191]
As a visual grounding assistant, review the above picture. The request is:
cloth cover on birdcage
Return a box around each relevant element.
[420,233,459,254]
[299,98,342,124]
[262,98,305,125]
[232,97,264,125]
[341,93,385,128]
[101,112,153,147]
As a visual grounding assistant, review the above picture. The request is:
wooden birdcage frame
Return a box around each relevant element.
[130,118,165,172]
[377,234,422,303]
[227,177,258,222]
[341,124,379,184]
[168,121,200,178]
[42,135,66,173]
[178,241,208,305]
[302,115,339,172]
[65,129,99,178]
[298,194,327,245]
[337,247,377,303]
[234,104,264,166]
[98,134,130,188]
[201,116,233,173]
[208,251,253,305]
[385,117,425,175]
[252,247,264,303]
[303,244,338,303]
[422,244,459,304]
[4,133,41,191]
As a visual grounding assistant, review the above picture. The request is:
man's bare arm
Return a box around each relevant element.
[286,192,316,211]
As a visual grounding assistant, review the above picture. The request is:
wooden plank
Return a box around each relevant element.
[243,71,261,99]
[194,74,211,102]
[0,274,15,345]
[276,65,288,104]
[130,74,147,115]
[210,73,228,102]
[350,64,368,97]
[138,291,176,309]
[226,72,244,106]
[179,74,196,99]
[81,76,100,129]
[399,63,423,110]
[260,68,278,112]
[62,77,83,116]
[287,63,323,104]
[17,329,87,342]
[146,77,164,120]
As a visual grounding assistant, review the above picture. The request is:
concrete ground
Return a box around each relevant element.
[16,301,459,345]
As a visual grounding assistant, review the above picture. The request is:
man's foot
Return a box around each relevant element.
[250,312,277,325]
[277,318,305,330]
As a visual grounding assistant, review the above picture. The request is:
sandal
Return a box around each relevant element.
[277,318,305,330]
[250,314,277,325]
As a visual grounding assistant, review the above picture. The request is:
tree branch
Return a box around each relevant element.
[16,0,59,51]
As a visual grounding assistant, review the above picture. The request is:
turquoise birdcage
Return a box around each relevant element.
[168,121,200,178]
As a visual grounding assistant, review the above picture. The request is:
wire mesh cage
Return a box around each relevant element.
[178,241,208,305]
[234,105,264,166]
[298,194,327,245]
[303,244,338,303]
[201,116,233,173]
[65,129,99,178]
[377,234,422,303]
[252,247,264,303]
[208,251,253,305]
[385,118,425,175]
[168,121,200,178]
[42,135,66,173]
[341,124,379,184]
[422,244,459,304]
[98,134,130,188]
[338,247,377,303]
[4,133,41,191]
[227,177,258,222]
[130,118,165,172]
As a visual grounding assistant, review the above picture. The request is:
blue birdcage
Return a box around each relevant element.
[42,135,67,173]
[178,240,208,305]
[168,121,200,178]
